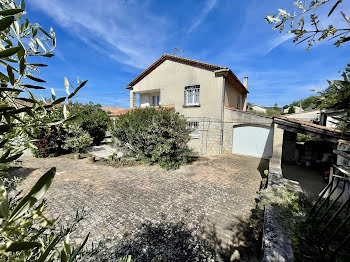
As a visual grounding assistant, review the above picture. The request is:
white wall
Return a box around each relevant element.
[131,60,246,119]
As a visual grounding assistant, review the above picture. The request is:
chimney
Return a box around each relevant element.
[243,77,248,90]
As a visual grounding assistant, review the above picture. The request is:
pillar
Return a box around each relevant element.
[130,91,135,108]
[271,124,284,169]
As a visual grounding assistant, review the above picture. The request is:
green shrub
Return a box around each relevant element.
[112,107,192,169]
[31,126,65,158]
[0,0,89,259]
[68,102,111,145]
[63,124,93,153]
[28,102,108,157]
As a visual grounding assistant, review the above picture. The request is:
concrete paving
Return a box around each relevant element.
[11,153,267,261]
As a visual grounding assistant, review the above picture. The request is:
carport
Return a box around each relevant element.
[271,116,350,166]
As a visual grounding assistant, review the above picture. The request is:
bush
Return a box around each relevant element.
[69,102,111,145]
[112,107,191,169]
[63,124,93,153]
[31,126,65,158]
[29,102,109,157]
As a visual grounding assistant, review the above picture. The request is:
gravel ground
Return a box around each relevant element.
[11,152,267,261]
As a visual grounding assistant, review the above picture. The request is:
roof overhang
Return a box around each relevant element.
[273,116,350,143]
[125,54,248,94]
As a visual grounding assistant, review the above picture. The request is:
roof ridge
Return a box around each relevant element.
[125,54,234,90]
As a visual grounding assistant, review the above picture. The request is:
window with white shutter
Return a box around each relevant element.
[184,85,200,106]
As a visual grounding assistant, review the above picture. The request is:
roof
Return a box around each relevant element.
[285,109,320,116]
[109,105,175,117]
[125,54,248,94]
[274,116,350,142]
[102,106,125,116]
[225,106,272,119]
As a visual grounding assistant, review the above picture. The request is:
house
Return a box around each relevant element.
[283,106,304,114]
[248,104,267,113]
[125,54,274,157]
[285,110,321,123]
[319,109,347,128]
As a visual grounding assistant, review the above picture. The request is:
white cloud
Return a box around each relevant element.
[263,34,293,56]
[187,0,217,33]
[29,0,169,69]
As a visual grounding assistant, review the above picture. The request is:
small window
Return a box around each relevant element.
[237,95,241,109]
[187,121,199,136]
[184,85,200,106]
[152,95,160,106]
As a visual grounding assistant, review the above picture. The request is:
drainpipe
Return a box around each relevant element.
[214,68,229,154]
[243,77,248,111]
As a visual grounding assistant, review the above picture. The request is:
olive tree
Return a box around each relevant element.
[265,0,350,49]
[0,0,89,261]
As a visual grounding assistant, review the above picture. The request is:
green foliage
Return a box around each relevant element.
[29,102,108,157]
[117,255,132,262]
[317,63,350,110]
[265,107,282,116]
[68,102,110,145]
[62,124,93,153]
[0,0,88,260]
[249,108,282,116]
[31,126,64,158]
[297,133,314,142]
[300,95,319,109]
[0,169,89,261]
[265,0,350,48]
[316,63,350,132]
[288,105,295,114]
[112,107,192,170]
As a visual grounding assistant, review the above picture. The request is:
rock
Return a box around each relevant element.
[117,152,124,159]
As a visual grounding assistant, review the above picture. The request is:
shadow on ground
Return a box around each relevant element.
[6,167,37,190]
[87,211,262,262]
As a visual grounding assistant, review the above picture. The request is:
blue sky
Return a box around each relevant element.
[26,0,350,108]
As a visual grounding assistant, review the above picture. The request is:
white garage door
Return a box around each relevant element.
[232,125,273,158]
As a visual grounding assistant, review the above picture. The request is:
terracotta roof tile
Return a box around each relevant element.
[125,54,248,94]
[274,116,342,133]
[224,106,272,119]
[109,105,175,117]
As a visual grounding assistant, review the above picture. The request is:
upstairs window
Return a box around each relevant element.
[187,121,199,136]
[184,85,200,106]
[152,95,160,106]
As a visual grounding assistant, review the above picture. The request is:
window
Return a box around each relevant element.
[184,85,200,106]
[187,121,199,136]
[152,95,160,106]
[237,95,241,109]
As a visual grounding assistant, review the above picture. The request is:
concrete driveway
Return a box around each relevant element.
[12,152,267,261]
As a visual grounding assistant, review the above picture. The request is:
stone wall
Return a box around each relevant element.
[187,116,273,156]
[262,163,294,262]
[187,118,222,155]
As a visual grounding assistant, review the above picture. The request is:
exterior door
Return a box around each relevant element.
[232,125,273,158]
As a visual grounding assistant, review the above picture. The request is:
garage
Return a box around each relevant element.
[232,125,273,159]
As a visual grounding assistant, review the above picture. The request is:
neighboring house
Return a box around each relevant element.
[283,106,304,114]
[285,110,321,123]
[285,109,347,128]
[248,104,267,113]
[320,109,347,128]
[125,54,274,158]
